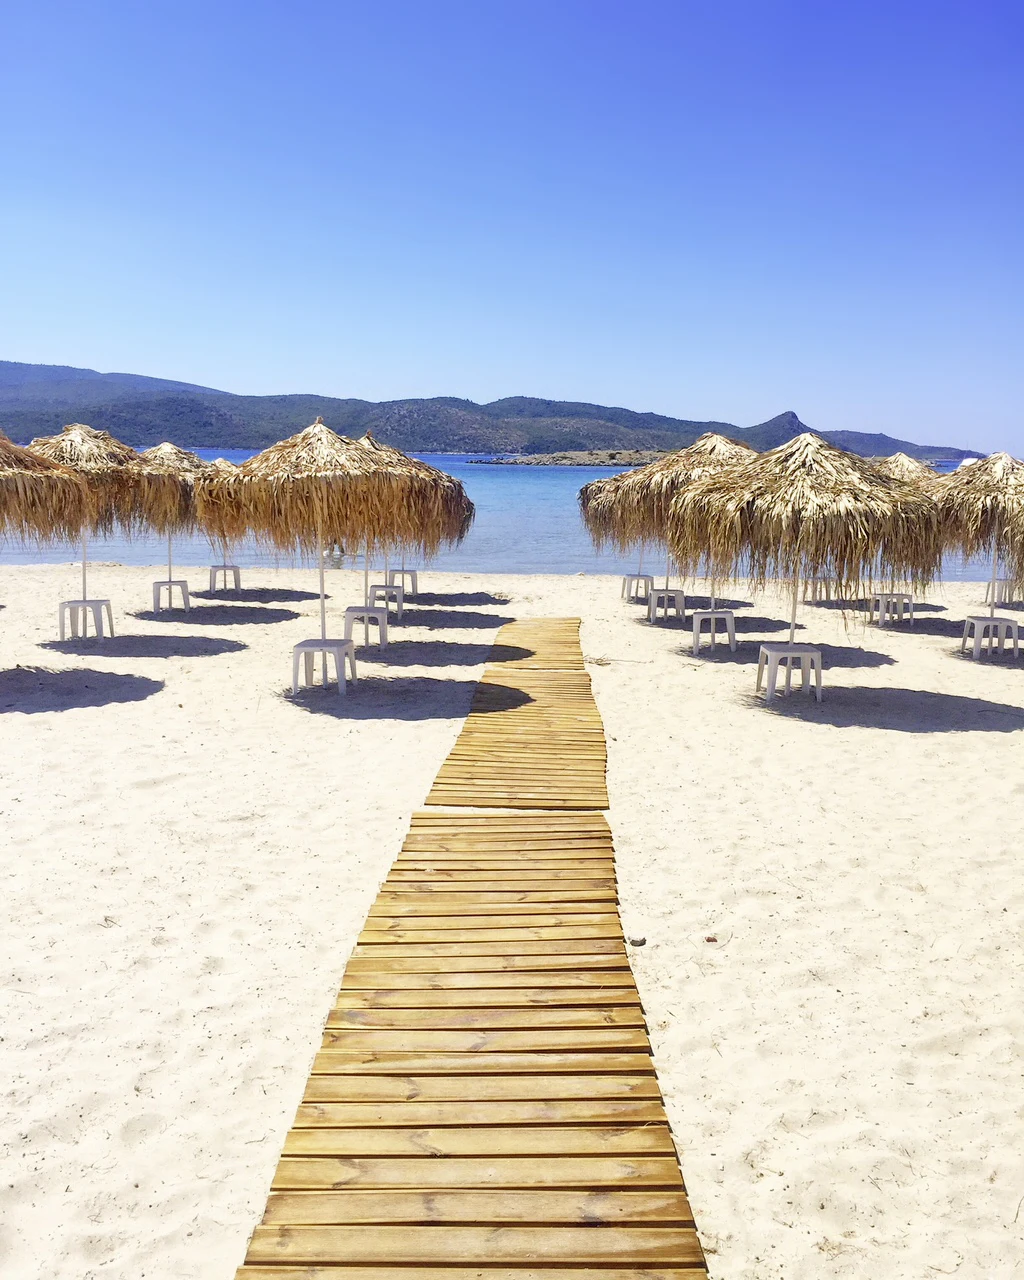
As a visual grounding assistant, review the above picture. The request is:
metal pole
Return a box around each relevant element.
[364,547,370,607]
[789,575,800,644]
[82,529,88,600]
[167,530,173,584]
[318,521,327,642]
[990,517,1000,619]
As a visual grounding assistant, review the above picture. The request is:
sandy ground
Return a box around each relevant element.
[1,562,1022,1279]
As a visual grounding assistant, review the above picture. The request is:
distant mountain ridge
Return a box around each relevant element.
[0,361,971,461]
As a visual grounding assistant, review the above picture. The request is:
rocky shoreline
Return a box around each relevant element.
[471,449,669,467]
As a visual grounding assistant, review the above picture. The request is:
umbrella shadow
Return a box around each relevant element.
[0,666,164,712]
[283,675,533,721]
[356,641,532,669]
[131,605,300,626]
[685,639,897,668]
[412,592,511,606]
[405,609,515,630]
[760,686,1024,732]
[191,587,322,604]
[683,595,752,611]
[40,636,247,659]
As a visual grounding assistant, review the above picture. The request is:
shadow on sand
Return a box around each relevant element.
[0,666,164,712]
[132,605,300,626]
[686,639,897,668]
[191,587,322,604]
[40,635,247,659]
[283,675,533,721]
[762,686,1024,732]
[405,609,515,630]
[356,641,532,669]
[411,592,510,606]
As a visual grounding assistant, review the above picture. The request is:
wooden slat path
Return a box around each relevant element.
[236,618,706,1277]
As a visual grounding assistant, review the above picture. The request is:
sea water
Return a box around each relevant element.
[1,450,995,580]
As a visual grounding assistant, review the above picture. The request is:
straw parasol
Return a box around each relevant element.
[669,432,942,642]
[937,452,1024,617]
[873,453,938,485]
[139,443,214,588]
[0,432,89,544]
[196,418,474,641]
[579,433,757,595]
[28,423,149,600]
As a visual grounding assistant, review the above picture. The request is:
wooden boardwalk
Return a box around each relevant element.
[236,618,707,1278]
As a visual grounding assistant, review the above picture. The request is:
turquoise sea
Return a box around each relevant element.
[3,450,994,580]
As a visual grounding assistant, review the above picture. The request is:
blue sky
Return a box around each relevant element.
[2,1,1021,452]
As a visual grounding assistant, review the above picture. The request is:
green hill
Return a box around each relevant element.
[0,362,970,461]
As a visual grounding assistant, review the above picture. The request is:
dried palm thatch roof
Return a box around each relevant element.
[0,432,89,542]
[937,452,1024,582]
[579,433,756,551]
[873,452,938,485]
[668,432,941,597]
[356,431,474,543]
[138,442,214,534]
[196,419,474,555]
[28,423,145,534]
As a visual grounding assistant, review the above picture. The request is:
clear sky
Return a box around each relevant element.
[2,1,1021,452]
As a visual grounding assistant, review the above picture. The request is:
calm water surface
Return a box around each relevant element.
[2,451,994,580]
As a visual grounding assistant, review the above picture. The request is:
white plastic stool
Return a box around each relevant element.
[868,592,914,625]
[387,568,419,595]
[369,582,405,620]
[756,643,823,703]
[621,573,655,602]
[291,639,357,695]
[647,588,686,623]
[153,580,190,611]
[209,565,241,591]
[59,599,114,640]
[985,579,1016,605]
[344,605,389,648]
[961,616,1020,660]
[691,609,737,655]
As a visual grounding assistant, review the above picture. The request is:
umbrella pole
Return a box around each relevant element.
[81,528,88,600]
[664,553,670,592]
[318,519,327,642]
[364,546,370,607]
[789,575,800,644]
[167,531,173,584]
[990,518,1000,619]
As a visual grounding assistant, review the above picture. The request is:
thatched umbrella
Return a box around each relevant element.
[196,418,473,641]
[669,432,942,643]
[873,453,938,485]
[937,452,1024,617]
[579,433,756,597]
[28,423,147,600]
[355,431,474,594]
[139,443,214,588]
[0,432,89,545]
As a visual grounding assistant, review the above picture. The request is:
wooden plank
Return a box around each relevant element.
[238,1268,705,1279]
[301,1075,663,1102]
[271,1155,683,1190]
[283,1124,675,1157]
[356,926,622,945]
[351,938,627,956]
[332,987,641,1007]
[363,911,621,929]
[319,1028,652,1052]
[336,970,638,990]
[311,1051,655,1074]
[375,891,618,905]
[260,1187,692,1224]
[327,1006,646,1029]
[343,951,631,971]
[291,1099,668,1127]
[244,1224,704,1265]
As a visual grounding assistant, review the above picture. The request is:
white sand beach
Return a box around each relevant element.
[1,563,1023,1279]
